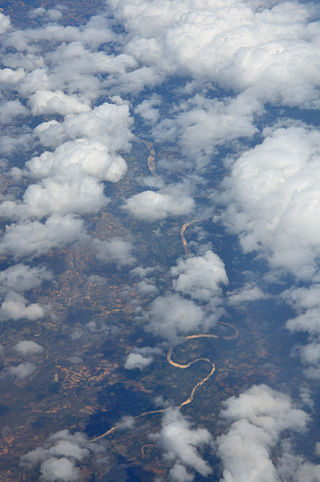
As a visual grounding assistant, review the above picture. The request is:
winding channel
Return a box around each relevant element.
[89,147,239,443]
[89,323,239,442]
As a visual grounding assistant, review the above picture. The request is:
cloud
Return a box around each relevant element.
[6,362,36,380]
[124,352,153,370]
[14,340,44,355]
[21,429,103,481]
[147,294,205,341]
[35,102,133,153]
[9,176,106,219]
[227,282,268,305]
[0,13,10,34]
[110,0,320,108]
[0,292,44,321]
[0,264,52,293]
[0,67,25,84]
[93,237,136,266]
[0,214,85,259]
[0,100,28,124]
[169,463,194,482]
[220,125,320,279]
[39,457,80,482]
[216,384,309,482]
[28,89,90,116]
[124,345,161,370]
[153,93,260,165]
[124,189,194,221]
[277,441,320,482]
[171,250,228,302]
[135,94,161,124]
[25,138,127,184]
[283,284,320,378]
[151,407,212,480]
[0,139,128,222]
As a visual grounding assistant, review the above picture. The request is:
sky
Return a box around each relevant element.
[1,0,320,480]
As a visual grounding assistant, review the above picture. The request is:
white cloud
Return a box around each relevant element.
[93,237,136,266]
[216,384,309,482]
[21,429,103,481]
[278,441,320,482]
[35,102,133,153]
[0,100,28,124]
[40,457,80,482]
[0,67,25,84]
[171,250,228,302]
[124,352,153,370]
[169,463,194,482]
[135,94,161,124]
[110,0,320,108]
[7,362,36,379]
[22,177,106,218]
[283,284,320,378]
[221,125,320,279]
[0,292,44,321]
[153,93,260,165]
[124,345,161,370]
[227,282,267,305]
[0,214,85,259]
[136,279,158,296]
[151,407,212,479]
[0,13,11,34]
[24,139,127,184]
[124,189,194,221]
[284,284,320,336]
[14,340,44,355]
[147,294,205,341]
[28,89,90,116]
[0,264,52,293]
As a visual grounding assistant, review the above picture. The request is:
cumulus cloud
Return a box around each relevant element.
[283,284,320,378]
[0,264,52,293]
[0,67,25,84]
[171,250,228,302]
[21,429,103,481]
[125,352,153,370]
[0,292,44,321]
[153,93,260,165]
[220,125,320,279]
[216,384,309,482]
[147,294,205,341]
[14,340,44,355]
[1,135,130,223]
[35,102,133,153]
[124,189,194,221]
[93,237,136,266]
[151,407,212,480]
[110,0,320,108]
[227,282,268,305]
[0,214,85,259]
[25,137,127,185]
[124,345,161,370]
[135,94,161,124]
[284,284,320,336]
[0,100,28,124]
[40,457,79,482]
[5,362,36,380]
[169,463,194,482]
[0,13,11,34]
[28,89,90,116]
[277,440,320,482]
